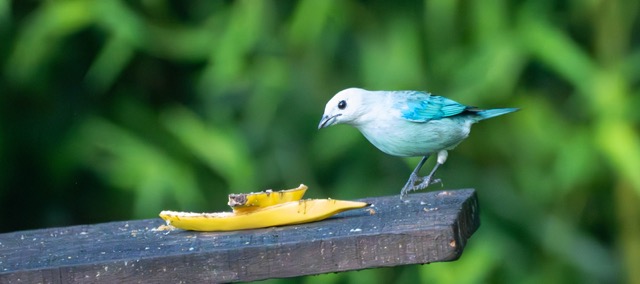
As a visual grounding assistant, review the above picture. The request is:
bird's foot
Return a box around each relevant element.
[400,173,421,199]
[415,176,442,190]
[400,174,441,199]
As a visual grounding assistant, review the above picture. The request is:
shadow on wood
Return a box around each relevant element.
[0,189,479,283]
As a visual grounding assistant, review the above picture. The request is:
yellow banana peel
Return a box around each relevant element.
[228,184,308,213]
[159,199,369,231]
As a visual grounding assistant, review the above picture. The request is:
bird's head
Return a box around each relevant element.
[318,88,370,129]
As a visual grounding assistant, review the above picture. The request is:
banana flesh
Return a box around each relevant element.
[160,199,369,231]
[228,184,308,213]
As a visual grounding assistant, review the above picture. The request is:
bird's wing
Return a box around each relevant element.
[397,91,470,122]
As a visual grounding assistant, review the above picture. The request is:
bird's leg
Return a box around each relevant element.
[400,155,430,199]
[414,150,448,190]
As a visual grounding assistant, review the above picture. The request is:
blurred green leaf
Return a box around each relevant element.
[67,117,205,217]
[596,120,640,195]
[160,106,254,191]
[198,0,271,94]
[360,18,425,89]
[84,35,134,94]
[0,0,9,30]
[553,129,597,195]
[519,8,596,94]
[288,0,339,47]
[5,0,92,84]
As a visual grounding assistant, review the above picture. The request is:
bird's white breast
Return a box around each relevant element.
[354,112,473,157]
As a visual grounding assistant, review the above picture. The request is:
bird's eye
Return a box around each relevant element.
[338,100,347,110]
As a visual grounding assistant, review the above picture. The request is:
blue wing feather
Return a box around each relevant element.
[398,91,469,122]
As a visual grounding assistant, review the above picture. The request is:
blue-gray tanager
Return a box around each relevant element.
[318,88,518,199]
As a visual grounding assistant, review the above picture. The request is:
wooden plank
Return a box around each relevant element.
[0,189,479,283]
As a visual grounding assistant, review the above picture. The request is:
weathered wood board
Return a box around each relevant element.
[0,189,479,283]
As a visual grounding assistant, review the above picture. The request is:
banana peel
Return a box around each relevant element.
[160,199,369,232]
[228,184,307,213]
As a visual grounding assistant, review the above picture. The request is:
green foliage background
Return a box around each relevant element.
[2,0,639,283]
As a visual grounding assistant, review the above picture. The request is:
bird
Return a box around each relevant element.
[318,88,518,199]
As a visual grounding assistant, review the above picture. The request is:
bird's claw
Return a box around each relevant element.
[400,174,441,199]
[400,173,420,199]
[418,177,442,189]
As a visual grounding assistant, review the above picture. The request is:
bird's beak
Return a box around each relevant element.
[318,114,341,129]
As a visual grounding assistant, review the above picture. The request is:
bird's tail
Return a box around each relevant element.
[476,108,519,120]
